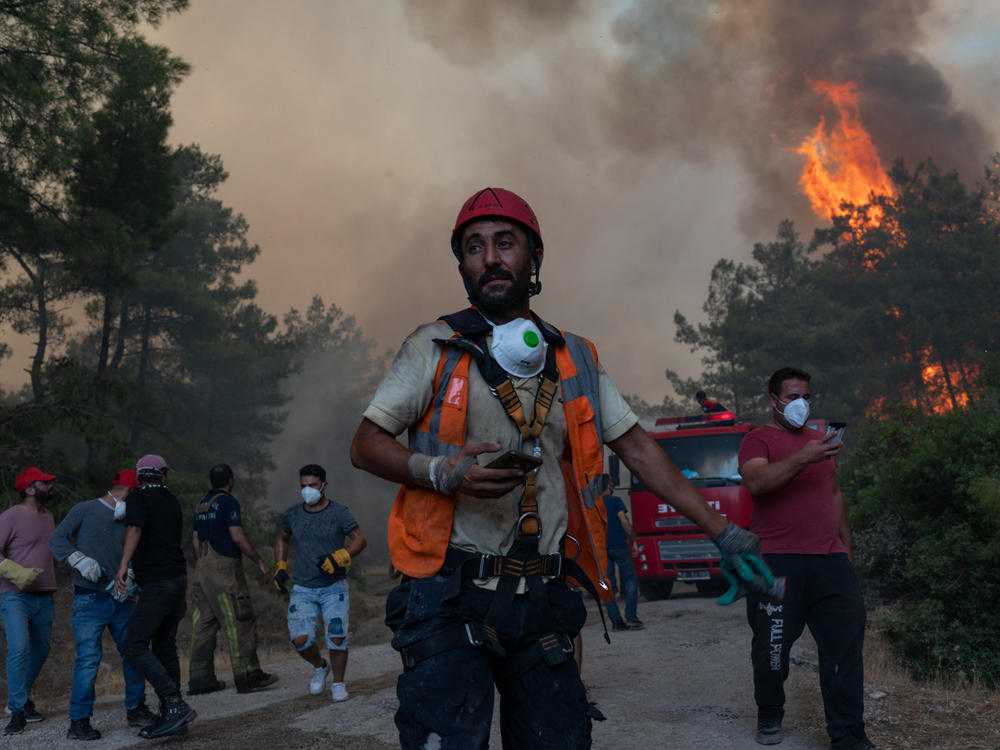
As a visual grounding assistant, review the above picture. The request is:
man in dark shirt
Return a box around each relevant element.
[273,464,366,702]
[188,464,276,695]
[602,480,642,631]
[115,454,196,739]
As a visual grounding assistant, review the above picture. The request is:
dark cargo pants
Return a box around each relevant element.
[188,546,262,691]
[386,574,592,750]
[747,552,868,749]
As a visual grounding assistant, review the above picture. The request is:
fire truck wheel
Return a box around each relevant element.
[695,579,729,597]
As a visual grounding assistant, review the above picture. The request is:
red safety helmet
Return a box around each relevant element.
[450,188,543,258]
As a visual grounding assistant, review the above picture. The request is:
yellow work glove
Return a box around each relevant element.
[273,560,290,594]
[318,548,351,576]
[0,558,43,590]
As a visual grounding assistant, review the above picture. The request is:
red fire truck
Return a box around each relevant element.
[609,410,753,600]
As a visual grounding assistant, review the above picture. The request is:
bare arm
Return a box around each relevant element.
[191,531,199,555]
[833,475,853,562]
[115,526,142,593]
[350,417,525,498]
[345,528,367,559]
[274,528,292,564]
[229,525,270,578]
[740,433,841,496]
[608,424,727,538]
[617,508,639,556]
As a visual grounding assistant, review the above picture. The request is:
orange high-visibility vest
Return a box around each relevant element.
[386,323,611,601]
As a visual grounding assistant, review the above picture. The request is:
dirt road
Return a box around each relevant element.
[5,583,857,750]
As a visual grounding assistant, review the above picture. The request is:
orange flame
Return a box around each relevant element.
[794,80,894,226]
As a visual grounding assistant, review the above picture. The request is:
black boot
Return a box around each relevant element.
[126,702,158,728]
[67,717,101,740]
[139,696,196,739]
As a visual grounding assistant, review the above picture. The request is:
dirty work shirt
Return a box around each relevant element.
[363,319,638,569]
[0,505,57,594]
[124,484,187,585]
[49,498,126,592]
[738,424,847,555]
[193,490,242,559]
[281,501,358,588]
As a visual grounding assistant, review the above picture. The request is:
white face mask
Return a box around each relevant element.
[114,500,126,521]
[490,317,547,378]
[301,486,323,506]
[777,397,810,429]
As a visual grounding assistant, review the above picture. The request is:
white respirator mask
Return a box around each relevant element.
[489,317,547,378]
[300,486,323,506]
[113,500,126,521]
[777,397,810,429]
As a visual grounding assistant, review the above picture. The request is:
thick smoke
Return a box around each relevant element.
[405,0,994,237]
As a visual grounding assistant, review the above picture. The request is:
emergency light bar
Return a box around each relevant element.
[654,411,736,427]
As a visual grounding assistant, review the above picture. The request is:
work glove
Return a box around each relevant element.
[318,548,351,576]
[712,523,785,604]
[716,554,786,606]
[67,551,102,583]
[106,567,137,602]
[273,560,290,594]
[0,558,44,590]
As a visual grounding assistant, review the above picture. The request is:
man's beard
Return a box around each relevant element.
[463,268,532,316]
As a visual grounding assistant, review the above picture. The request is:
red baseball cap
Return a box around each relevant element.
[112,469,139,489]
[15,466,56,494]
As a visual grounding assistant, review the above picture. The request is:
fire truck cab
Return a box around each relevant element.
[609,410,753,600]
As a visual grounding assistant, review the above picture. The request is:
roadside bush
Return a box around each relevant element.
[842,356,1000,687]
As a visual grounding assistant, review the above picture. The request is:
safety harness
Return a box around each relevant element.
[398,309,609,681]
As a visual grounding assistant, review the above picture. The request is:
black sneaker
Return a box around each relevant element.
[611,619,631,632]
[236,670,279,694]
[23,700,44,723]
[67,717,101,740]
[126,702,158,728]
[626,618,645,630]
[138,697,196,739]
[3,711,26,736]
[187,679,226,696]
[756,715,783,745]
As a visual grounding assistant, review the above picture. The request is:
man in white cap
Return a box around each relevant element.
[115,455,196,739]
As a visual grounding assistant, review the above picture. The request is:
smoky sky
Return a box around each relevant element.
[137,0,996,524]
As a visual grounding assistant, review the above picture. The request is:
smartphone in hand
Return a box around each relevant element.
[826,422,846,445]
[484,451,543,471]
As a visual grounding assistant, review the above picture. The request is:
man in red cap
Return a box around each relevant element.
[1,467,58,736]
[115,455,196,738]
[351,188,768,749]
[50,469,157,739]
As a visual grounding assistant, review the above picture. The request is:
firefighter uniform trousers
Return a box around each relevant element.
[189,544,262,691]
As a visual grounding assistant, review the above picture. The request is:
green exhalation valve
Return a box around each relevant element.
[523,330,539,348]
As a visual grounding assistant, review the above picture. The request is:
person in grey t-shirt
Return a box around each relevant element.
[273,463,366,703]
[49,469,156,739]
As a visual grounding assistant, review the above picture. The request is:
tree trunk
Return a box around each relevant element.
[29,263,48,402]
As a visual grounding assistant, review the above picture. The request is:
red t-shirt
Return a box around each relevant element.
[738,425,846,555]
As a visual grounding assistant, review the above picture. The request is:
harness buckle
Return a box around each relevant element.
[464,622,483,647]
[475,555,492,579]
[515,511,542,538]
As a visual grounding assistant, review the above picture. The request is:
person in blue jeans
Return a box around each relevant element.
[602,481,642,631]
[50,469,157,740]
[0,467,58,736]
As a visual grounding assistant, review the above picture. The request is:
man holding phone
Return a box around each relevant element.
[738,367,875,750]
[351,187,767,749]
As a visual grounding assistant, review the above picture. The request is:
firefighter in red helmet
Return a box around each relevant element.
[351,187,769,749]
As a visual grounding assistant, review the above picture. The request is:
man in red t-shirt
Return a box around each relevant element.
[738,367,875,750]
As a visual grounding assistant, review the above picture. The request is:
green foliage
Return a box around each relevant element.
[842,362,1000,686]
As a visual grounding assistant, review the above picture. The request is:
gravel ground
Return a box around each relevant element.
[3,583,849,750]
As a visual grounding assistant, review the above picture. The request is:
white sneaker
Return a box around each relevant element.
[330,682,348,702]
[309,661,330,695]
